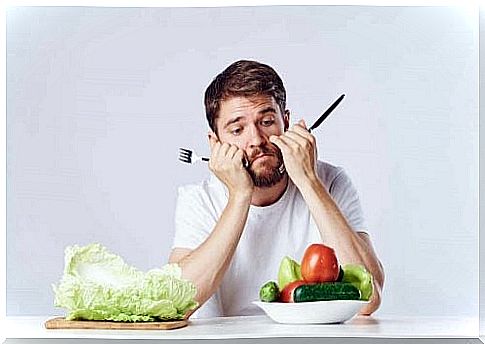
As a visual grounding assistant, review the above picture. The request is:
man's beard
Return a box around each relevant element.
[247,145,286,188]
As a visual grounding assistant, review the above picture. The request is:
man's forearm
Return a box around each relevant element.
[176,193,251,307]
[298,177,384,314]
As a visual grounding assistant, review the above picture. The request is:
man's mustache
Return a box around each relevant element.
[248,143,282,164]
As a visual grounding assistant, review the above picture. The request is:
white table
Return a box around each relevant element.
[2,315,479,340]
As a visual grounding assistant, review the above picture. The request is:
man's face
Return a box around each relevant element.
[215,95,289,187]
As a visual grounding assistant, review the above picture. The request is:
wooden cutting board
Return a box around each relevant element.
[45,317,188,330]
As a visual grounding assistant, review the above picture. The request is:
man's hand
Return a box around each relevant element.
[269,119,318,189]
[171,134,255,311]
[208,133,254,198]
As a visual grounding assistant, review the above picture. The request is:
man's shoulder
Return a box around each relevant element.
[177,175,224,200]
[316,160,345,185]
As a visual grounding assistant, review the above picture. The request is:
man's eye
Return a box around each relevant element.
[261,119,274,127]
[231,127,242,135]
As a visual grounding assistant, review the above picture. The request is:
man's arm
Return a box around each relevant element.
[270,120,384,315]
[169,135,253,315]
[298,175,384,314]
[169,191,251,315]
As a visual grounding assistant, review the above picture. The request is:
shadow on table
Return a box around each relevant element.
[347,317,380,325]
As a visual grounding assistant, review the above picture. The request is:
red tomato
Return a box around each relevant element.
[279,280,306,303]
[301,243,339,283]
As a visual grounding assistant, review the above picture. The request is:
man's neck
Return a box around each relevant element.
[250,174,289,207]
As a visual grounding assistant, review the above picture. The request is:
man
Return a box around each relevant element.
[169,60,384,318]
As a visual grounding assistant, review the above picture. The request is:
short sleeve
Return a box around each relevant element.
[328,169,367,233]
[172,185,217,250]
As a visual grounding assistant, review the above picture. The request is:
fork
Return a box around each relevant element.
[178,148,209,164]
[179,147,250,168]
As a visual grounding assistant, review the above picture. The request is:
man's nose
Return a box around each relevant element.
[247,124,267,148]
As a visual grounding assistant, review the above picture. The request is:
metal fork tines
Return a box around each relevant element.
[179,148,210,164]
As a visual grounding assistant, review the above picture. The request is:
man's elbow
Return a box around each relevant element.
[359,267,385,316]
[359,288,382,315]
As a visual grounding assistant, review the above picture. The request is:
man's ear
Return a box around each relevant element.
[208,130,219,143]
[284,110,290,131]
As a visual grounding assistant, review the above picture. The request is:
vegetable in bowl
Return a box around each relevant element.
[277,256,302,290]
[259,243,373,303]
[259,281,280,302]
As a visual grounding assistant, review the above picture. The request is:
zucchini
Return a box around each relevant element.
[293,282,361,302]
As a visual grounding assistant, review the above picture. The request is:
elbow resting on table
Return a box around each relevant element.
[359,262,385,316]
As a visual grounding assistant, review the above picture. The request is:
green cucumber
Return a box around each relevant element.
[293,282,361,302]
[259,281,280,302]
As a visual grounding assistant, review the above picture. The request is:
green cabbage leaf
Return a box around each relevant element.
[52,243,198,322]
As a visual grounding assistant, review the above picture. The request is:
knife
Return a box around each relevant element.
[308,94,345,133]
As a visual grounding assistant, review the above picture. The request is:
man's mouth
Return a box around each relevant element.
[248,144,281,166]
[251,153,275,164]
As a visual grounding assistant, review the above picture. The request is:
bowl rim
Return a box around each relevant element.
[253,299,370,306]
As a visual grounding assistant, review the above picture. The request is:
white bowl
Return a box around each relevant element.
[253,300,369,324]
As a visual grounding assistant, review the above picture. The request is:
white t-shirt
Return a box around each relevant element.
[172,160,366,318]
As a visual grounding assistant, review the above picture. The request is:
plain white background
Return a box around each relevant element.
[6,6,478,317]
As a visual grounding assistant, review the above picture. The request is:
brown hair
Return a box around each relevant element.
[204,60,286,133]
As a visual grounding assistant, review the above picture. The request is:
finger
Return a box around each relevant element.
[284,130,311,148]
[219,142,231,158]
[292,123,313,137]
[227,145,239,159]
[291,125,316,145]
[298,119,308,129]
[234,149,247,167]
[276,133,301,150]
[269,135,292,155]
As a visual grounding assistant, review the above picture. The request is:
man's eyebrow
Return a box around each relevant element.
[223,116,244,128]
[222,107,277,129]
[259,106,278,115]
